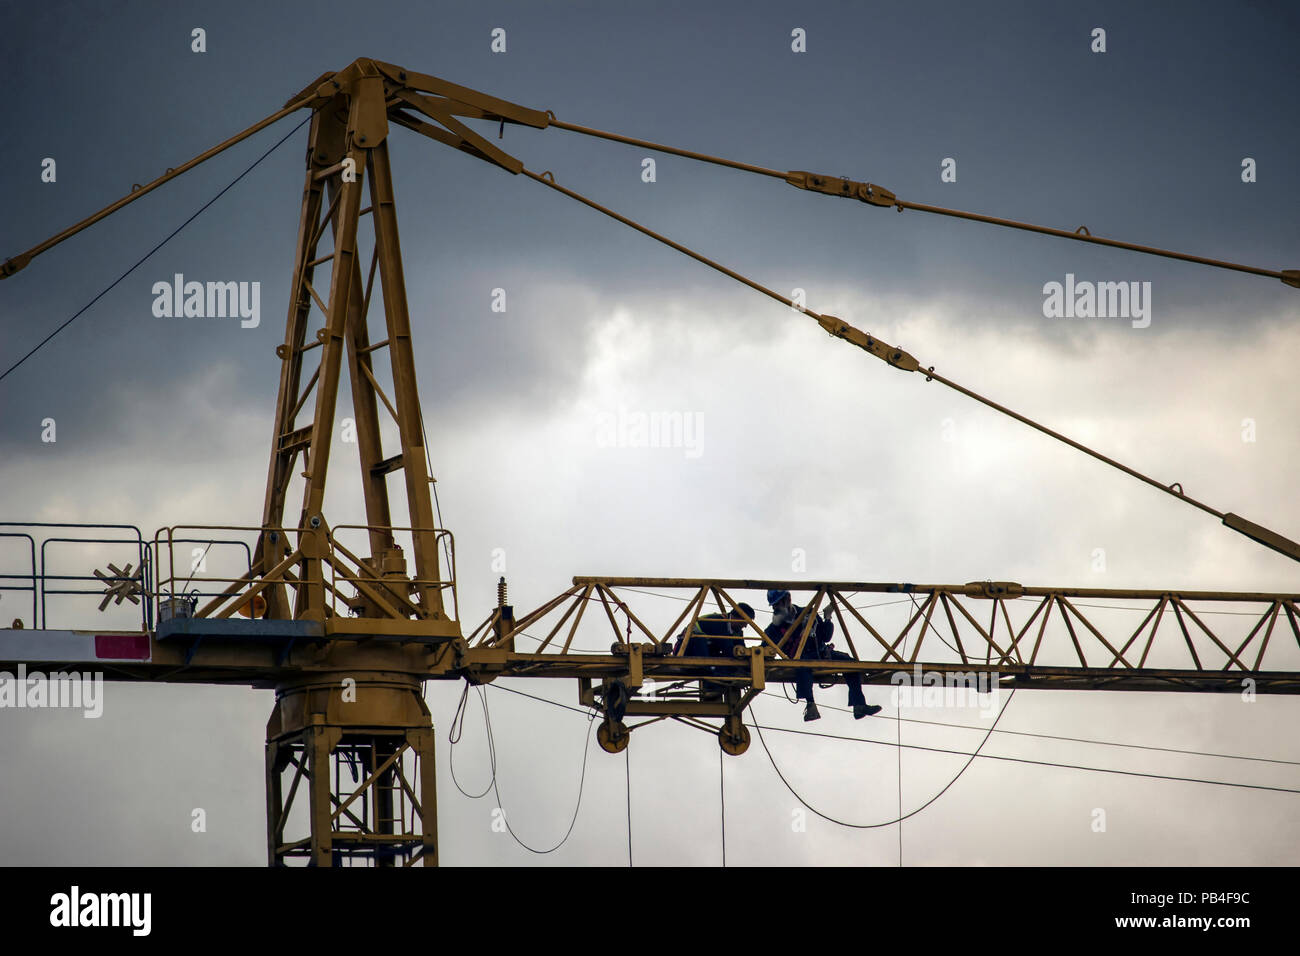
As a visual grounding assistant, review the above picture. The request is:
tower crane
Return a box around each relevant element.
[2,58,1297,866]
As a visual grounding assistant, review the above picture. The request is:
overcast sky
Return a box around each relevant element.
[1,0,1298,866]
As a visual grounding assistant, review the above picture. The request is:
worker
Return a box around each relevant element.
[706,602,756,662]
[674,604,755,699]
[677,603,756,660]
[765,589,882,722]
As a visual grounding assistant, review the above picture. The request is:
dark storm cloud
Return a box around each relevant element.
[3,0,1295,446]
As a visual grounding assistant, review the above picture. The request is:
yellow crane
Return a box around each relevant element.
[2,58,1297,866]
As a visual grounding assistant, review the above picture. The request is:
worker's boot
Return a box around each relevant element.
[853,702,883,719]
[803,701,821,722]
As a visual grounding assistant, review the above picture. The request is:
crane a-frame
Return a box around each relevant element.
[2,58,1298,866]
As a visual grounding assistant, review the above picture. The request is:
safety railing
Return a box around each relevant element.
[151,527,263,622]
[0,522,152,631]
[152,523,458,624]
[327,524,459,624]
[0,520,459,632]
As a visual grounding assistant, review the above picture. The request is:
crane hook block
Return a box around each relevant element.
[816,314,921,372]
[786,170,897,207]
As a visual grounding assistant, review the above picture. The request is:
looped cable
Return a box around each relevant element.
[448,681,495,799]
[448,679,597,854]
[751,688,1017,829]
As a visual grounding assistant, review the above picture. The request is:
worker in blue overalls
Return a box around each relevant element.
[765,589,881,722]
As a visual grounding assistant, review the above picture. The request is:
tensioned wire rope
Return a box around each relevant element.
[544,116,1294,284]
[1,115,311,384]
[512,151,1300,564]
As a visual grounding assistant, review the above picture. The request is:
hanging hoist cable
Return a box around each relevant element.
[447,679,598,855]
[448,682,495,799]
[625,748,633,867]
[897,608,909,864]
[719,747,727,868]
[750,688,1017,830]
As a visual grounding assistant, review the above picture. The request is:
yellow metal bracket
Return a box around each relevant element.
[786,170,897,207]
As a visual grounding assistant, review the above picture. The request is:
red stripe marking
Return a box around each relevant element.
[94,634,151,660]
